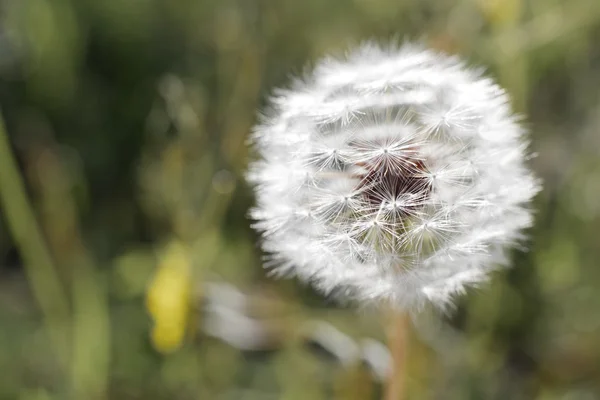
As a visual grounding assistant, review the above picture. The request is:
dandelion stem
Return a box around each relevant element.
[384,311,409,400]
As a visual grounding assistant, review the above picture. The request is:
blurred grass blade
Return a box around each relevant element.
[0,111,70,368]
[70,255,110,400]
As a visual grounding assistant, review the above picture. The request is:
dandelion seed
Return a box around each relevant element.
[248,42,540,310]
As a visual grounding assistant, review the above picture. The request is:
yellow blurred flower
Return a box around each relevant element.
[146,240,192,353]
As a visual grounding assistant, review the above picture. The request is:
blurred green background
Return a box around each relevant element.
[0,0,599,399]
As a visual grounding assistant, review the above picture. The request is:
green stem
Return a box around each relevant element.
[0,111,70,367]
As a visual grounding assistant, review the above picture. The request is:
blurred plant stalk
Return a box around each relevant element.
[0,112,110,399]
[0,112,70,367]
[27,142,110,400]
[30,146,111,400]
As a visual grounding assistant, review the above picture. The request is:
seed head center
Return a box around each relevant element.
[358,150,431,212]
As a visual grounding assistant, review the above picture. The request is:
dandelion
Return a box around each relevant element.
[248,42,540,311]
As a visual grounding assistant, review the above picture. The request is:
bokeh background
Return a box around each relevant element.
[0,0,599,399]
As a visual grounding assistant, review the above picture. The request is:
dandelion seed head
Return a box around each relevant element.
[248,42,540,310]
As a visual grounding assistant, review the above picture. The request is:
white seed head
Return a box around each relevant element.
[248,42,541,310]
